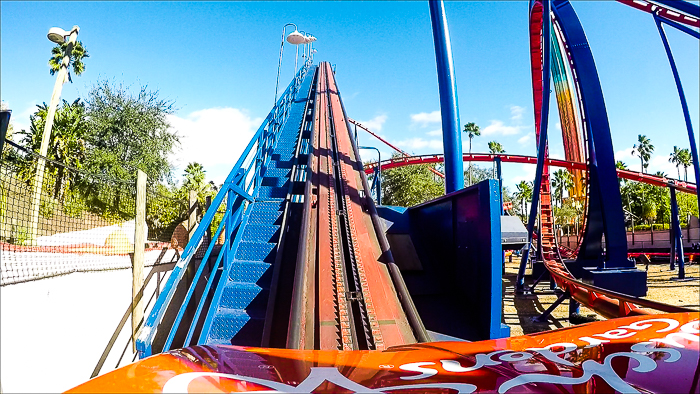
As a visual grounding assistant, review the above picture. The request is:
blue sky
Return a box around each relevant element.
[2,1,698,192]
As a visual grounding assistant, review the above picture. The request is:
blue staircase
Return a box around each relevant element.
[200,67,317,346]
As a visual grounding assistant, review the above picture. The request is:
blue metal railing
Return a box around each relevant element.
[136,58,313,358]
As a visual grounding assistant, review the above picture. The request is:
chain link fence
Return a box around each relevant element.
[1,140,186,285]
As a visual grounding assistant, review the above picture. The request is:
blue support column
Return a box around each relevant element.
[670,185,686,279]
[496,157,504,215]
[553,0,630,268]
[359,146,382,205]
[654,14,700,219]
[429,0,464,194]
[517,0,552,293]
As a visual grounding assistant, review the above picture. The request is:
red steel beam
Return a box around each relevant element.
[348,118,445,179]
[364,153,697,194]
[617,0,699,27]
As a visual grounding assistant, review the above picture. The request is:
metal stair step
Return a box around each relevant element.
[235,241,277,262]
[220,282,270,309]
[262,167,291,178]
[261,176,288,188]
[207,308,250,343]
[242,225,280,243]
[257,186,289,199]
[247,202,284,224]
[228,260,272,284]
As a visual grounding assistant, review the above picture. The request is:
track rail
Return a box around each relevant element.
[617,0,700,27]
[348,118,445,179]
[299,63,417,351]
[363,153,697,194]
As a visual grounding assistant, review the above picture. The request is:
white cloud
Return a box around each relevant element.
[615,149,683,177]
[510,105,525,122]
[410,110,441,127]
[550,151,565,160]
[395,137,443,152]
[509,163,537,185]
[615,148,641,172]
[518,132,534,146]
[5,102,39,134]
[357,114,387,133]
[167,107,263,184]
[481,120,522,136]
[649,154,681,178]
[426,129,442,136]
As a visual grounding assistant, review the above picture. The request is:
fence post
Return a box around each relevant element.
[189,190,197,240]
[132,170,147,352]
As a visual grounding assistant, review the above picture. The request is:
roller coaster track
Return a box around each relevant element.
[291,63,421,350]
[348,118,445,179]
[363,153,697,194]
[617,0,700,27]
[362,153,696,318]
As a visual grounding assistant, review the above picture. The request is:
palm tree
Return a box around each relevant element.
[49,40,89,82]
[487,141,505,177]
[515,180,533,222]
[669,146,683,179]
[632,134,654,174]
[182,162,217,207]
[552,169,574,207]
[463,122,481,185]
[678,148,692,181]
[18,99,88,200]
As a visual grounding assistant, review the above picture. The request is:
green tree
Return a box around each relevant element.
[81,80,179,219]
[463,122,480,185]
[553,199,578,231]
[84,80,178,182]
[678,148,692,182]
[632,134,654,174]
[180,162,218,206]
[17,99,88,200]
[515,180,533,222]
[669,146,683,180]
[552,169,574,207]
[463,165,494,185]
[382,153,444,207]
[49,40,89,82]
[487,141,505,177]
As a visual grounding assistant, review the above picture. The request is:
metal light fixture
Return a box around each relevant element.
[47,27,69,43]
[286,30,306,45]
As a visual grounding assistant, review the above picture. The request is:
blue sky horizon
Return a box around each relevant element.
[2,1,698,193]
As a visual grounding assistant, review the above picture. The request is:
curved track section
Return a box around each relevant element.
[617,0,700,27]
[363,152,696,318]
[363,153,697,194]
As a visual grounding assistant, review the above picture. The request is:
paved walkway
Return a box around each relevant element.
[1,268,169,393]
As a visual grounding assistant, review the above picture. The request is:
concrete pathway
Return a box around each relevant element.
[1,268,169,392]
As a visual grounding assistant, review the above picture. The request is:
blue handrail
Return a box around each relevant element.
[136,60,313,358]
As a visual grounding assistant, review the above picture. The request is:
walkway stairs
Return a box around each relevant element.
[200,67,316,346]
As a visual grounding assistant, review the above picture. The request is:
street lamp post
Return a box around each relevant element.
[274,24,317,106]
[29,25,79,243]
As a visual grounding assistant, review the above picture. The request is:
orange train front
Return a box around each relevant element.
[70,313,699,393]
